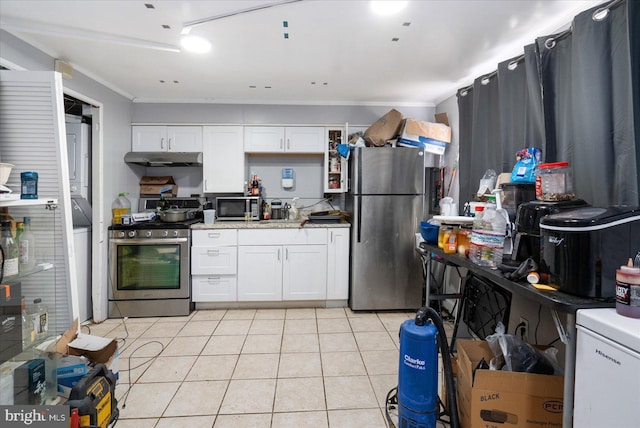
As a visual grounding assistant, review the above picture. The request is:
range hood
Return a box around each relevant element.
[124,151,203,167]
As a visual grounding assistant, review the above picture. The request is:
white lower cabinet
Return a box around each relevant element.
[191,229,238,302]
[191,227,349,303]
[326,228,350,300]
[237,229,328,301]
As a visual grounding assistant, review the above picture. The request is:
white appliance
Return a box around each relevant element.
[574,308,640,427]
[66,122,91,199]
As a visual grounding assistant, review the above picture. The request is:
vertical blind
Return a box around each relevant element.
[458,0,639,207]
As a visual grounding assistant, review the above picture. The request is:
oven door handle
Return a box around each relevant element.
[111,238,188,245]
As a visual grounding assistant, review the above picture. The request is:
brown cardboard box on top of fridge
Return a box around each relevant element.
[398,113,452,155]
[364,108,403,147]
[139,176,178,197]
[456,339,564,428]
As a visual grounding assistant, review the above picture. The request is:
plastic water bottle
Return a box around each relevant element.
[469,205,506,269]
[469,206,485,264]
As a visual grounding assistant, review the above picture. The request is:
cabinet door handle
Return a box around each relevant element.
[207,249,220,256]
[207,277,221,284]
[287,138,290,150]
[168,138,172,150]
[285,248,289,260]
[278,248,281,261]
[208,232,221,238]
[280,138,284,150]
[330,231,334,243]
[160,137,165,149]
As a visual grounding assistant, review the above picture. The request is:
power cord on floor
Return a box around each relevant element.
[514,321,526,341]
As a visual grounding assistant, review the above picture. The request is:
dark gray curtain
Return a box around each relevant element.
[458,0,638,207]
[458,48,544,203]
[497,44,546,171]
[539,0,638,205]
[457,88,474,203]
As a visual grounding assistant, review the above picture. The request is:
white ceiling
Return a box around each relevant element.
[0,0,603,106]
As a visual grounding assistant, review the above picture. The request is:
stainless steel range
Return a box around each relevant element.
[108,197,203,318]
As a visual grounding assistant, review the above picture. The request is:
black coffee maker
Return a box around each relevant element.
[512,199,589,263]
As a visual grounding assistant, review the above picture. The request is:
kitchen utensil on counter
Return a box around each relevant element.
[271,199,285,219]
[158,205,189,222]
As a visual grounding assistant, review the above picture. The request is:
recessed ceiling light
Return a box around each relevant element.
[370,1,407,15]
[180,34,212,53]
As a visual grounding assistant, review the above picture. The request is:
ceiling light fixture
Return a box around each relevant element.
[180,34,211,53]
[370,1,408,15]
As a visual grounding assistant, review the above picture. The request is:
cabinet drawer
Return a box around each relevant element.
[238,228,327,245]
[192,275,237,302]
[191,246,237,274]
[192,229,237,246]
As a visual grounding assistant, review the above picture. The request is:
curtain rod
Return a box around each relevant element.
[545,0,625,49]
[458,0,625,97]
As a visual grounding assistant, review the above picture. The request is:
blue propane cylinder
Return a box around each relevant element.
[397,315,439,428]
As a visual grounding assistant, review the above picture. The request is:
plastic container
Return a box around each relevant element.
[535,161,574,201]
[469,205,506,269]
[111,193,131,225]
[20,171,38,199]
[419,221,439,244]
[615,258,640,318]
[443,226,458,254]
[457,226,471,257]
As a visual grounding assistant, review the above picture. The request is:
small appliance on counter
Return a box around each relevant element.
[500,182,536,222]
[539,206,640,298]
[511,199,589,263]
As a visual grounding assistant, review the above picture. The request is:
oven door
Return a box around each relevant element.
[109,237,190,300]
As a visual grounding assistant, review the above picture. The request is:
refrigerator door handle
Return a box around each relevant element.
[356,196,362,243]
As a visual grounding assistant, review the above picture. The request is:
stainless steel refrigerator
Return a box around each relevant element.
[345,147,425,310]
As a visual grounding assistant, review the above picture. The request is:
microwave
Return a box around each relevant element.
[216,196,261,221]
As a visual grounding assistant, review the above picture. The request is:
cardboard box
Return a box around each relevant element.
[399,115,451,155]
[55,355,88,397]
[364,108,403,147]
[53,319,117,364]
[139,175,178,197]
[456,339,564,428]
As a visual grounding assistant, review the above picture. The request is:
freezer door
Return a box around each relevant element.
[351,147,425,195]
[574,325,640,427]
[349,194,423,310]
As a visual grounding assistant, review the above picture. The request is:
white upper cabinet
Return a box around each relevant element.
[244,126,324,153]
[202,126,245,193]
[131,125,203,152]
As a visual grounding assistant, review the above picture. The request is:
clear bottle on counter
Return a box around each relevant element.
[1,220,19,278]
[19,216,36,273]
[469,205,505,269]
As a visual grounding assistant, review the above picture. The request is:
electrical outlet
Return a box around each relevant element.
[518,317,529,342]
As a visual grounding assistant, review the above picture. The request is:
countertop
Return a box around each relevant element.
[192,219,351,230]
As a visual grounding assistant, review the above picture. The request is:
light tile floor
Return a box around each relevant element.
[86,308,454,428]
